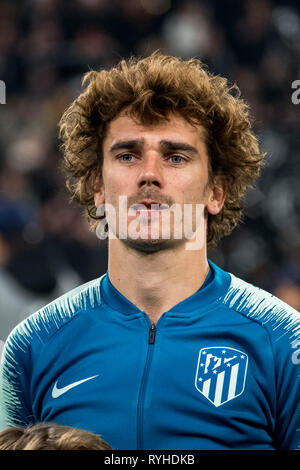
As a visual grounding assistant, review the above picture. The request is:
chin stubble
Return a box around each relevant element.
[121,236,184,254]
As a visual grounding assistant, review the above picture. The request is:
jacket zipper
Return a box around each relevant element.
[149,323,156,344]
[137,323,156,449]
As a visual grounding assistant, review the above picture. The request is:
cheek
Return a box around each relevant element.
[102,171,132,206]
[179,178,207,205]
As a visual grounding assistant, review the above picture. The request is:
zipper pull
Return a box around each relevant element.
[149,324,156,344]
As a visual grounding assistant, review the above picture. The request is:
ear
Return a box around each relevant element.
[94,190,105,208]
[206,176,226,216]
[94,178,105,208]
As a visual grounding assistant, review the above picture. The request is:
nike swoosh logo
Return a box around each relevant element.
[52,375,99,399]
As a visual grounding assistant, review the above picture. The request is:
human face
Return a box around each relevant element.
[95,113,223,253]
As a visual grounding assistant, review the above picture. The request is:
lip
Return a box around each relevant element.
[131,201,169,211]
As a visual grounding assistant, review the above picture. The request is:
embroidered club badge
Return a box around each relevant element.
[195,347,248,407]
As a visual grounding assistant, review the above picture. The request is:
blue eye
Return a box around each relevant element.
[119,153,135,162]
[170,155,184,164]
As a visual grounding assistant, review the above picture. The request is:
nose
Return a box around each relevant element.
[137,152,163,189]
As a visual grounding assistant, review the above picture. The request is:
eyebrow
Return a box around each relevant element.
[109,139,144,153]
[109,139,199,156]
[159,140,199,155]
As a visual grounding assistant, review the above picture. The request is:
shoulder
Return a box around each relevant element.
[1,275,104,362]
[221,272,300,354]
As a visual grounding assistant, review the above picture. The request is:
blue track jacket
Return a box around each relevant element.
[1,260,300,450]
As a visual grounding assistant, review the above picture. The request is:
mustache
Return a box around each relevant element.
[127,191,175,207]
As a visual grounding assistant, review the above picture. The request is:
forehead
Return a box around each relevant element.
[103,113,208,149]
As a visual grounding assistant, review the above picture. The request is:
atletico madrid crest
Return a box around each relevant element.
[195,347,248,407]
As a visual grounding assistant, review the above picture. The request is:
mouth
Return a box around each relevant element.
[131,200,169,212]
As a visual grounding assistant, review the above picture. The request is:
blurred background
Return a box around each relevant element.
[0,0,300,341]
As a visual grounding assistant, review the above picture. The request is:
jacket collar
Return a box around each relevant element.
[100,260,230,316]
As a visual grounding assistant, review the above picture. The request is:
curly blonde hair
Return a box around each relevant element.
[0,422,113,450]
[59,52,265,247]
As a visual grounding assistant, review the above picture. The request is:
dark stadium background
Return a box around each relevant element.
[0,0,300,341]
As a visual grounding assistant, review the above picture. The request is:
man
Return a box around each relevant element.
[1,53,300,450]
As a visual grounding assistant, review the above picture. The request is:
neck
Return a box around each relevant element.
[108,238,209,325]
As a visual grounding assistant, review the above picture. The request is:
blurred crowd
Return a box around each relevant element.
[0,0,300,340]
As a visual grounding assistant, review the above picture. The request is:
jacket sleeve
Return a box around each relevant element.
[273,330,300,449]
[0,326,34,431]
